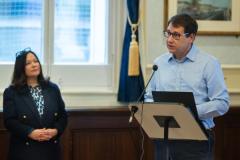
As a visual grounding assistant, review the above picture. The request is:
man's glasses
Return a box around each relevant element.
[15,47,32,58]
[163,31,189,40]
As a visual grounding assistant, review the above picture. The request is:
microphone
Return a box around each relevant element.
[129,64,158,123]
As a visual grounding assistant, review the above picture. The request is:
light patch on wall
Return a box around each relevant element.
[222,65,240,93]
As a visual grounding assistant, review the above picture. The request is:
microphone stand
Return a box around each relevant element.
[129,64,158,123]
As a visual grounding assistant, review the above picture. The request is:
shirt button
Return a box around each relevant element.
[54,113,58,116]
[23,115,27,119]
[54,140,58,143]
[26,142,30,146]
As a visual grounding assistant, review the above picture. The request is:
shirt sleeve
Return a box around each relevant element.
[196,59,230,119]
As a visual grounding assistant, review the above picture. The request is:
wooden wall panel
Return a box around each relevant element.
[66,108,153,160]
[0,130,9,160]
[214,107,240,160]
[72,129,139,160]
[0,107,239,160]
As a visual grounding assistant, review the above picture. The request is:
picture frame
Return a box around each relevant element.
[164,0,240,35]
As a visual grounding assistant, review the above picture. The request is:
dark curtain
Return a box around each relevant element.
[117,0,144,102]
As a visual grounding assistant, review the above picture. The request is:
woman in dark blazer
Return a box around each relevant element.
[3,48,68,160]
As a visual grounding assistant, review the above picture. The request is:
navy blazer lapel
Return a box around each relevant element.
[42,86,52,119]
[22,92,42,123]
[41,87,51,118]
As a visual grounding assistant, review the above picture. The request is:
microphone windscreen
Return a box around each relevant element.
[152,64,158,71]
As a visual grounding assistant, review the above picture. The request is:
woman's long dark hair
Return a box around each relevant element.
[11,49,48,89]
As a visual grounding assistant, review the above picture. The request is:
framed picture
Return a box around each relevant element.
[164,0,240,35]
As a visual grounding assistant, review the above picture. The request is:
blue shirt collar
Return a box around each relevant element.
[167,44,197,63]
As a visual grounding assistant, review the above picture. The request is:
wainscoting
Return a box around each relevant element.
[0,107,240,160]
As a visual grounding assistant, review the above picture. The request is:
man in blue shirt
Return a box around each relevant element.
[145,13,229,160]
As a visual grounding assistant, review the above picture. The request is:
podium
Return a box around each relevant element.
[129,103,207,160]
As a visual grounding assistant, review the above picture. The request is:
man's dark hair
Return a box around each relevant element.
[168,13,198,35]
[11,49,48,89]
